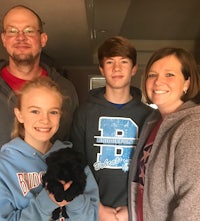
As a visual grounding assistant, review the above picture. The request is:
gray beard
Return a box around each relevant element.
[11,53,40,66]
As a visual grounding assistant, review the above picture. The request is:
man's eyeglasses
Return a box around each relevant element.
[3,27,41,37]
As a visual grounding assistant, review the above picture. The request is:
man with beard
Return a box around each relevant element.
[0,5,79,147]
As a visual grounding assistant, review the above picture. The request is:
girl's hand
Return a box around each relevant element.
[47,180,73,207]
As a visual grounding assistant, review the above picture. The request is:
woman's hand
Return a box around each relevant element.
[115,206,129,221]
[98,202,118,221]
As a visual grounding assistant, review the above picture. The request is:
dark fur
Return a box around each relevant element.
[42,148,87,220]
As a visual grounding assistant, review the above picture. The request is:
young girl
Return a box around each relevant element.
[0,77,99,221]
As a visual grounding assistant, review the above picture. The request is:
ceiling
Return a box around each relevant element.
[1,0,200,69]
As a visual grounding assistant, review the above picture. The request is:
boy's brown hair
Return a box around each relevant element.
[98,36,137,67]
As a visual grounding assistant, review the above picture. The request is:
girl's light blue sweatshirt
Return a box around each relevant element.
[0,137,99,221]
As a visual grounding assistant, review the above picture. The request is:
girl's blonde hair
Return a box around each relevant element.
[11,77,63,139]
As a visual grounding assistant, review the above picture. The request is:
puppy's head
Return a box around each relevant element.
[43,148,87,202]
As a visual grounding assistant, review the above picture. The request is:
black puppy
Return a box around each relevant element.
[42,148,87,220]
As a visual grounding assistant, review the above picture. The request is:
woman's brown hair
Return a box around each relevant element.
[143,47,200,103]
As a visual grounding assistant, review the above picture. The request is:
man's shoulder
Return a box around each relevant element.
[0,77,14,98]
[41,63,78,100]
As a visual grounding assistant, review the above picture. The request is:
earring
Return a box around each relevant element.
[183,89,187,94]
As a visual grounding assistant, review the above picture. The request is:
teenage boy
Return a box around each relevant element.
[70,36,153,221]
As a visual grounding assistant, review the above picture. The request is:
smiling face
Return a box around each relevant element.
[1,6,47,65]
[146,55,190,115]
[99,56,137,90]
[14,86,62,151]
